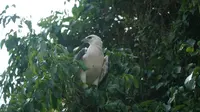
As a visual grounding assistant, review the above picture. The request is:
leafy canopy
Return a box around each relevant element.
[1,0,200,111]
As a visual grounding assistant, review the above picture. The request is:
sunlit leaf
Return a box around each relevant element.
[184,72,196,90]
[186,47,194,53]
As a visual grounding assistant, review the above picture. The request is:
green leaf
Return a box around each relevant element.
[40,41,47,52]
[72,5,79,18]
[0,39,5,49]
[51,94,58,109]
[5,5,9,10]
[104,100,127,111]
[25,20,32,32]
[24,98,34,112]
[12,4,16,8]
[156,82,164,90]
[197,76,200,87]
[11,14,20,23]
[140,100,154,107]
[178,86,184,92]
[55,11,62,15]
[62,17,74,22]
[193,66,200,76]
[0,10,6,16]
[174,66,181,73]
[3,16,8,28]
[132,65,140,75]
[186,47,194,53]
[123,74,139,88]
[197,40,200,47]
[77,60,88,71]
[179,44,186,51]
[6,18,11,25]
[132,75,139,88]
[107,84,119,93]
[18,25,23,28]
[172,105,185,112]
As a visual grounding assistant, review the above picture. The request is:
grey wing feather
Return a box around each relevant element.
[99,55,109,81]
[94,55,109,85]
[74,48,87,61]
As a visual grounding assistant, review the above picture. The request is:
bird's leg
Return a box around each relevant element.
[80,71,88,88]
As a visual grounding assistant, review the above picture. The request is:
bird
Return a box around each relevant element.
[74,34,109,87]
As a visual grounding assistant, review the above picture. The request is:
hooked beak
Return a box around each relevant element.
[81,38,88,43]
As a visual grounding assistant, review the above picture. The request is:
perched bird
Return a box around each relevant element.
[74,34,108,87]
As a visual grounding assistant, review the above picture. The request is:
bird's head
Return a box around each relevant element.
[81,34,102,45]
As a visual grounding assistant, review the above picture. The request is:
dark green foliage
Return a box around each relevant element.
[1,0,200,111]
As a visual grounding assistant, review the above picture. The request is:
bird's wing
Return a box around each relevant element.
[92,55,109,86]
[102,55,109,75]
[73,47,88,87]
[73,47,87,61]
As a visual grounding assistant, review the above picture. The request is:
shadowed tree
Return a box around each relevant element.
[1,0,200,111]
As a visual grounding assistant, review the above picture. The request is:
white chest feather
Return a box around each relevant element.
[83,45,104,68]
